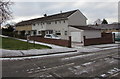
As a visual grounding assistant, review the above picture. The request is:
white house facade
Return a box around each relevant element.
[32,19,69,39]
[15,9,101,42]
[31,10,87,40]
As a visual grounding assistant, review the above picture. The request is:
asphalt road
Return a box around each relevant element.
[2,48,120,79]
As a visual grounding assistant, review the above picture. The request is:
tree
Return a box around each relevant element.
[2,23,14,36]
[2,24,14,32]
[0,0,13,27]
[94,19,102,25]
[102,19,108,24]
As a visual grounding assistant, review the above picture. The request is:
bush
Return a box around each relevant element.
[2,31,14,37]
[14,33,26,39]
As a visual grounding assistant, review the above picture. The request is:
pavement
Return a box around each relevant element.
[1,48,77,58]
[0,43,119,58]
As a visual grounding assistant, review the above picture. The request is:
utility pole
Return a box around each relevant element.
[27,34,30,50]
[34,40,35,47]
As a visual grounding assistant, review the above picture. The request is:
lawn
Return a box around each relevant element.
[1,37,51,50]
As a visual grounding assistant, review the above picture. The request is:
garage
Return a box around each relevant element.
[69,25,101,44]
[71,32,83,42]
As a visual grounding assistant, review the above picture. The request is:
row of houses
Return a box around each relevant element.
[15,9,119,44]
[15,9,102,43]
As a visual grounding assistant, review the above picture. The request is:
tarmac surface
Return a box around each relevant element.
[2,47,120,79]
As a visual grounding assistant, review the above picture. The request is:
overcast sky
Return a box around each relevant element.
[7,0,119,24]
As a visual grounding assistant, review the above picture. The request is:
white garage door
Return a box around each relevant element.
[71,32,82,42]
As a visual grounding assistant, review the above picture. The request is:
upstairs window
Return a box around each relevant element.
[33,24,35,26]
[63,20,65,23]
[47,22,51,24]
[37,23,39,25]
[55,21,57,24]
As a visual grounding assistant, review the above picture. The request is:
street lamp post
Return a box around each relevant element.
[26,34,30,50]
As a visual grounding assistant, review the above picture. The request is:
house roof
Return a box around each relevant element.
[70,25,100,30]
[16,10,78,26]
[88,24,120,30]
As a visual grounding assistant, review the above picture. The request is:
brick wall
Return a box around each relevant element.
[84,33,115,46]
[29,36,71,48]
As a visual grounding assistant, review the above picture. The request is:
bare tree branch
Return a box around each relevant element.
[0,0,13,26]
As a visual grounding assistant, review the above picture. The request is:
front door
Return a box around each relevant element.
[41,31,45,37]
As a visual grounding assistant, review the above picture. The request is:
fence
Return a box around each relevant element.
[29,36,71,48]
[83,33,115,46]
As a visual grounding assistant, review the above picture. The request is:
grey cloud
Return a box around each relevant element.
[10,2,118,24]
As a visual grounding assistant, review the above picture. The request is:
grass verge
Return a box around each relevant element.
[1,37,51,50]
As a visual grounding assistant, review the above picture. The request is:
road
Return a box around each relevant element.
[2,48,120,79]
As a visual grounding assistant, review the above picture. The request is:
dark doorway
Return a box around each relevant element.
[41,31,45,37]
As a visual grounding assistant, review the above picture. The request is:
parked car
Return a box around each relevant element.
[112,32,120,41]
[44,34,61,39]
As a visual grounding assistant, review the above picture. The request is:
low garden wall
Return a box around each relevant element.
[84,33,115,46]
[29,36,71,48]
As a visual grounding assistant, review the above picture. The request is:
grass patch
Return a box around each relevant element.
[1,37,51,50]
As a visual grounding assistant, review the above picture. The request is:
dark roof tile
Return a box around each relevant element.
[70,25,100,30]
[88,24,120,29]
[16,10,78,26]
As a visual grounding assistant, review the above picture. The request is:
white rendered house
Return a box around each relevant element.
[31,9,87,40]
[16,9,101,42]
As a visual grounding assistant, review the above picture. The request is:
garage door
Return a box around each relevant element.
[71,32,82,42]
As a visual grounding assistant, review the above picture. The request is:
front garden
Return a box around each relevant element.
[1,36,51,50]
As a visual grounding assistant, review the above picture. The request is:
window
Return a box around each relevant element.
[49,30,53,34]
[41,23,42,25]
[55,21,57,24]
[65,31,67,35]
[47,22,51,24]
[46,30,53,34]
[56,33,61,35]
[56,31,61,35]
[38,31,41,34]
[33,24,35,26]
[63,20,65,23]
[41,22,44,25]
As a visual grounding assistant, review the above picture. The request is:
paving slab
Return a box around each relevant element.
[1,48,77,58]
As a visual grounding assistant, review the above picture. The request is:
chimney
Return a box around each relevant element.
[60,11,62,13]
[44,14,47,17]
